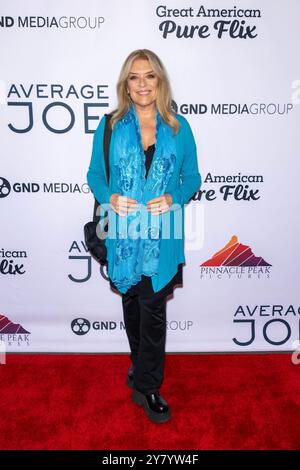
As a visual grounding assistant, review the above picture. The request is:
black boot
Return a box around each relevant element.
[132,389,171,423]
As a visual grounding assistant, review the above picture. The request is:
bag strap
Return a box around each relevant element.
[103,113,112,183]
[93,113,112,223]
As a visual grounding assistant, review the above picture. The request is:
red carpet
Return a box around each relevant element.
[0,353,299,450]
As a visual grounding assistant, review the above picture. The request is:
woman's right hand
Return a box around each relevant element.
[109,193,138,217]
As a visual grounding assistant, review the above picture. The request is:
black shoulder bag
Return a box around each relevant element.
[84,113,112,265]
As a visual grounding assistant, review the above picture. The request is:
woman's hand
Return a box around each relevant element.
[146,193,173,215]
[109,193,138,217]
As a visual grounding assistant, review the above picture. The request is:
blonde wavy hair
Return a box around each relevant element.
[109,49,180,135]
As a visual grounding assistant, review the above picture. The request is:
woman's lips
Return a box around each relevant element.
[137,91,151,95]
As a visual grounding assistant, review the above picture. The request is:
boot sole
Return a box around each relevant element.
[132,389,171,423]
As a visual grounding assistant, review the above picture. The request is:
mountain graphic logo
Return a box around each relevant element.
[201,235,272,267]
[0,314,30,334]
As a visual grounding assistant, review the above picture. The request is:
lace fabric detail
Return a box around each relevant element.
[108,103,177,294]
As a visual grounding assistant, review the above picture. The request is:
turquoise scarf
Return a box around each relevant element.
[107,103,177,294]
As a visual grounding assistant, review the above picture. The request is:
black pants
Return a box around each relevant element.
[121,291,168,394]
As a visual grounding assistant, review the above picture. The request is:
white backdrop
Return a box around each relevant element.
[1,0,299,352]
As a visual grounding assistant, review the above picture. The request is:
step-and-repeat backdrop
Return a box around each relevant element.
[1,0,299,353]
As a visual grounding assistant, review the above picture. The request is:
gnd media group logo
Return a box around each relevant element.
[71,317,193,336]
[0,176,88,198]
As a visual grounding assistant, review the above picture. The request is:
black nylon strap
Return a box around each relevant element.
[93,113,112,223]
[103,113,112,183]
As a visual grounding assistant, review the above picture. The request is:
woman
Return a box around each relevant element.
[87,49,201,423]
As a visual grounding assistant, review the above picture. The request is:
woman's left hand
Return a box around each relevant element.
[146,193,173,215]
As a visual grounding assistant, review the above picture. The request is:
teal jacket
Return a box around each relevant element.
[87,112,202,293]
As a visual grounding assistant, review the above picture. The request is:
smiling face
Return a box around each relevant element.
[126,58,159,109]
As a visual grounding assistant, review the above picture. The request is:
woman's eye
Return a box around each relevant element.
[129,74,155,80]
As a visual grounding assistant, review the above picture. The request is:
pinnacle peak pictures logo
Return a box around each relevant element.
[200,235,272,279]
[0,314,30,346]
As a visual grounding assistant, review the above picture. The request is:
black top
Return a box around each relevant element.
[145,143,156,178]
[109,143,183,298]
